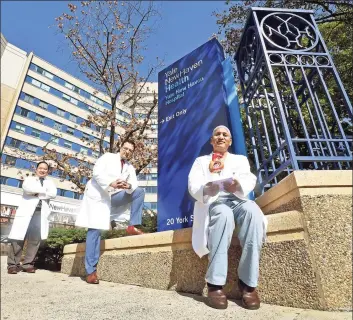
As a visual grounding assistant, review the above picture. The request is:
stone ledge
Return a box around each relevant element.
[63,210,304,254]
[256,170,352,213]
[61,171,352,311]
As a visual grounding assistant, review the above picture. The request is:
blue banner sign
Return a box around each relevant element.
[157,39,241,231]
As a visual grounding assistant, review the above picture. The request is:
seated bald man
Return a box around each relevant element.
[188,125,267,310]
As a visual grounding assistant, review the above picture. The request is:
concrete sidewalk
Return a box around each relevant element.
[1,258,351,320]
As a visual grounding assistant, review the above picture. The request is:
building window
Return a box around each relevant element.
[81,147,88,155]
[0,176,8,185]
[144,186,157,194]
[66,127,75,135]
[69,114,77,123]
[64,141,72,149]
[144,202,157,210]
[71,97,78,105]
[41,83,50,92]
[88,106,96,114]
[62,93,78,105]
[62,93,71,102]
[65,82,80,94]
[35,115,44,123]
[82,133,90,141]
[31,78,41,87]
[57,109,65,117]
[73,193,81,200]
[24,94,34,104]
[63,190,74,198]
[53,122,62,131]
[57,189,65,197]
[56,169,64,178]
[14,124,25,133]
[27,145,37,153]
[92,151,99,158]
[51,136,59,144]
[65,82,74,90]
[31,129,41,138]
[35,66,54,79]
[20,109,29,117]
[139,173,158,181]
[39,100,48,109]
[10,138,21,148]
[5,178,23,188]
[4,155,16,166]
[90,95,103,106]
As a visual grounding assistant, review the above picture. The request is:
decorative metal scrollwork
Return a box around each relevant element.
[261,13,318,52]
[235,8,352,194]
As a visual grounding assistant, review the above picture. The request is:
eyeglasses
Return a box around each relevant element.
[121,146,134,153]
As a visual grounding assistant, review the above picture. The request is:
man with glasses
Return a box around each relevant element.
[75,140,145,284]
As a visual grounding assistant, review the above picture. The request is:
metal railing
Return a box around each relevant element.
[235,8,353,193]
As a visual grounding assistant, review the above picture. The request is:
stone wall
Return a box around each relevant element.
[61,171,352,311]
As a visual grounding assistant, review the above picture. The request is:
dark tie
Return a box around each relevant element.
[37,178,44,210]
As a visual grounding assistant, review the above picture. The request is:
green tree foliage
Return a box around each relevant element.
[319,20,353,103]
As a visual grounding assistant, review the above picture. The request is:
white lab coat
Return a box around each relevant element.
[188,153,268,258]
[8,176,57,241]
[75,152,138,230]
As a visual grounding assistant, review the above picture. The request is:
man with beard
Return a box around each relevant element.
[76,140,145,284]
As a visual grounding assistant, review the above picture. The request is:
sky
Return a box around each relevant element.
[1,1,229,83]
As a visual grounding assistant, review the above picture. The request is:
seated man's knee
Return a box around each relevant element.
[134,187,145,197]
[242,201,264,222]
[209,204,233,222]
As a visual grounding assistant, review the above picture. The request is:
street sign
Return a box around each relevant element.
[157,39,233,231]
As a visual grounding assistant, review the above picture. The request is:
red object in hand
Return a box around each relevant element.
[209,153,224,173]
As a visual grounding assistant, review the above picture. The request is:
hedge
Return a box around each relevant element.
[35,212,157,270]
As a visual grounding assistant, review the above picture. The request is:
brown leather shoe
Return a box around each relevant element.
[7,266,17,274]
[86,271,99,284]
[206,287,228,309]
[238,280,260,310]
[126,226,144,236]
[22,265,36,273]
[242,290,260,310]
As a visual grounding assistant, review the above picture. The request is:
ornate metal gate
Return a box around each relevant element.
[235,8,353,193]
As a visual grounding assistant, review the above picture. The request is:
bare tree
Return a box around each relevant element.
[8,1,161,193]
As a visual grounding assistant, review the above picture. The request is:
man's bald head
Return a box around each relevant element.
[212,125,231,138]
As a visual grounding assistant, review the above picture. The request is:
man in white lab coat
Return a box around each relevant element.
[188,126,267,310]
[75,141,145,284]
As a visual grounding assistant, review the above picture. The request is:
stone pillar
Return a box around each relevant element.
[256,170,352,311]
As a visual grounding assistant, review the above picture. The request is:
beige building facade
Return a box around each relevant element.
[0,34,158,227]
[1,33,29,141]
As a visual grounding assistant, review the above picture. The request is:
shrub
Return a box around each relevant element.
[35,228,87,270]
[35,210,157,270]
